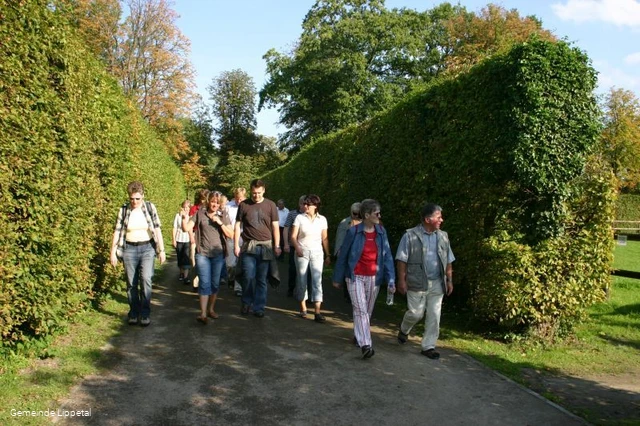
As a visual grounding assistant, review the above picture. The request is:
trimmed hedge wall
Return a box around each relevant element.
[615,194,640,222]
[0,1,185,348]
[264,39,615,338]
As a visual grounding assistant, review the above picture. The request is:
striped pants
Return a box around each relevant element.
[347,275,379,348]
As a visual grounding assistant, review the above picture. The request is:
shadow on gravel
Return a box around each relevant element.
[57,256,588,426]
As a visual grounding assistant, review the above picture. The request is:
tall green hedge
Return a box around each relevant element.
[0,1,184,348]
[264,39,615,338]
[615,194,640,222]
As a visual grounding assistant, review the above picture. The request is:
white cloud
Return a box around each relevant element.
[624,52,640,64]
[552,0,640,27]
[593,60,640,94]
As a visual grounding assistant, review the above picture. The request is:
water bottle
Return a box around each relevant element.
[386,291,394,306]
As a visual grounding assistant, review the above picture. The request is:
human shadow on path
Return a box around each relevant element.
[57,256,586,426]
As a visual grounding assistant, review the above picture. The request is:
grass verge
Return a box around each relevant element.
[376,274,639,425]
[0,292,128,426]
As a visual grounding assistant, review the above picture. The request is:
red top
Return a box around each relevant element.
[354,231,378,276]
[189,204,201,217]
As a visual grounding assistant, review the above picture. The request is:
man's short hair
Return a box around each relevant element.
[233,187,246,196]
[421,203,443,220]
[298,195,307,203]
[127,181,144,196]
[250,179,266,189]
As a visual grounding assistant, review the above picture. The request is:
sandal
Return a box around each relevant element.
[196,316,208,325]
[296,311,307,319]
[207,311,219,319]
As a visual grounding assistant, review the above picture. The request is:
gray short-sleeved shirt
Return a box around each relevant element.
[395,229,455,280]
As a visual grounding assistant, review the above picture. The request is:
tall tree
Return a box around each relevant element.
[208,69,260,156]
[114,0,196,125]
[259,0,465,153]
[599,88,640,190]
[182,101,218,187]
[442,4,556,74]
[68,0,122,65]
[260,1,557,153]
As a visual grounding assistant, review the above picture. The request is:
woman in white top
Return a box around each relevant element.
[290,194,331,322]
[110,181,166,327]
[173,199,192,282]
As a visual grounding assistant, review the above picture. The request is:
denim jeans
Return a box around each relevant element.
[240,246,270,313]
[195,253,225,296]
[123,242,156,319]
[294,248,324,302]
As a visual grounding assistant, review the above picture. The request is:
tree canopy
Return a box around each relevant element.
[599,88,640,191]
[259,0,556,153]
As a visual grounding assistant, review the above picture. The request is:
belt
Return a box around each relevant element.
[126,240,152,246]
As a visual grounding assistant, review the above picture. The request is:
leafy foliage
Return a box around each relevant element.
[263,39,613,339]
[259,0,555,153]
[598,88,640,191]
[205,69,285,194]
[0,0,184,349]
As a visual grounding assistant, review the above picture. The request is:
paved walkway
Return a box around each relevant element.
[57,257,587,425]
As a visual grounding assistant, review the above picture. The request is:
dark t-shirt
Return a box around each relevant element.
[236,198,278,242]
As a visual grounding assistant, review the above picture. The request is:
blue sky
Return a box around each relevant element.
[172,0,640,138]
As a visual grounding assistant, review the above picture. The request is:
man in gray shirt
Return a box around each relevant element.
[395,203,455,360]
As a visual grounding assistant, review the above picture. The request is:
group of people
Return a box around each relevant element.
[110,180,455,361]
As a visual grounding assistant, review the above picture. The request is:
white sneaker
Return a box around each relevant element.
[127,317,138,325]
[140,317,151,326]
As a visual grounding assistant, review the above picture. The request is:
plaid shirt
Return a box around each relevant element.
[114,201,162,257]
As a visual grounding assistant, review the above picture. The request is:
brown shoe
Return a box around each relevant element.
[196,316,208,325]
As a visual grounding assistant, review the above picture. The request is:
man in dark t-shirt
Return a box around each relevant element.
[233,179,281,317]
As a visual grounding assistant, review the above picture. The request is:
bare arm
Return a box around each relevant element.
[234,221,242,257]
[322,228,330,265]
[290,225,302,257]
[154,227,166,264]
[180,207,195,232]
[272,221,281,256]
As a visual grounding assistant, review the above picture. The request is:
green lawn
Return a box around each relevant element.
[612,238,640,271]
[374,243,640,424]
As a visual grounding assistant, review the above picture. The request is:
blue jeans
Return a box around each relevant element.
[123,242,156,319]
[240,246,270,313]
[195,253,225,296]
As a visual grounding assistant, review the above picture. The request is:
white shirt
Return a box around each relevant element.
[227,200,241,224]
[278,207,290,227]
[126,208,152,242]
[293,213,328,251]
